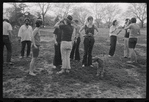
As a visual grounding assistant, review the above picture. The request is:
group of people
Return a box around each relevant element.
[3,14,140,76]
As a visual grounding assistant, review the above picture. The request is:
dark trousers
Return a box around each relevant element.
[53,43,62,66]
[70,37,81,61]
[21,40,31,57]
[109,35,117,56]
[82,36,95,66]
[3,35,12,62]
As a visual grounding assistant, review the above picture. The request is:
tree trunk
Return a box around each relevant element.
[42,14,44,28]
[141,20,144,28]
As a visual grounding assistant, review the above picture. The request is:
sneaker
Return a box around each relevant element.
[19,56,24,59]
[82,65,85,67]
[29,72,36,76]
[127,61,134,64]
[90,65,93,67]
[66,69,70,73]
[52,65,56,69]
[108,55,112,57]
[8,62,14,65]
[56,69,65,74]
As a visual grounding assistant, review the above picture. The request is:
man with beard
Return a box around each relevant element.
[18,18,33,58]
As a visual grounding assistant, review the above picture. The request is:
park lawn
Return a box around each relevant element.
[3,28,146,98]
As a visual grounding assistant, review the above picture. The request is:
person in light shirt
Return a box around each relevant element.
[108,20,122,57]
[18,18,33,58]
[3,17,13,65]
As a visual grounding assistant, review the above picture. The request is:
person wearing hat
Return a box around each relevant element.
[3,17,13,65]
[29,19,42,76]
[54,15,75,74]
[18,18,33,58]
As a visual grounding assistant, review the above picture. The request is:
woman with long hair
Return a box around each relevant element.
[52,14,63,68]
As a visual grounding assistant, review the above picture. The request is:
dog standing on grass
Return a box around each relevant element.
[92,54,109,77]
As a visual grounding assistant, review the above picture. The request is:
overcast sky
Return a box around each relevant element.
[3,2,130,25]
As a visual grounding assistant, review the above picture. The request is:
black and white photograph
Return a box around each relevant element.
[3,2,147,98]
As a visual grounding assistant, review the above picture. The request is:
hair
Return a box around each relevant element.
[131,17,136,23]
[24,18,30,22]
[112,20,117,26]
[74,20,79,23]
[3,19,9,23]
[87,16,93,22]
[35,19,42,27]
[67,15,73,21]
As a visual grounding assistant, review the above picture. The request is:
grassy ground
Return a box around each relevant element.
[3,28,146,98]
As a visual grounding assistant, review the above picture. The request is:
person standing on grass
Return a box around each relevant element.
[18,18,33,59]
[70,20,81,62]
[123,18,131,58]
[29,19,42,76]
[108,20,123,57]
[54,15,75,74]
[124,17,141,63]
[52,14,63,69]
[79,16,99,67]
[3,17,13,65]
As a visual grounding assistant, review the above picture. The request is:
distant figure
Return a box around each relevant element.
[70,20,81,62]
[18,18,33,58]
[108,20,122,57]
[124,17,141,63]
[3,17,13,65]
[79,16,99,67]
[123,18,131,58]
[52,14,63,68]
[29,19,42,76]
[54,15,75,74]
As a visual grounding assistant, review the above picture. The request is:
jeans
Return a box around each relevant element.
[124,38,130,57]
[21,40,31,57]
[53,42,62,66]
[61,41,72,69]
[70,37,81,61]
[109,35,117,56]
[82,36,95,66]
[3,35,12,62]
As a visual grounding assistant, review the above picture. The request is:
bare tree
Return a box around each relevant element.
[91,3,105,27]
[72,6,91,25]
[54,3,74,18]
[124,3,147,28]
[102,4,122,28]
[36,3,51,27]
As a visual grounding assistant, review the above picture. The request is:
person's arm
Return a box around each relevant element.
[72,27,77,43]
[32,29,38,48]
[94,25,99,32]
[138,29,141,36]
[18,26,22,43]
[53,31,58,45]
[79,25,85,36]
[7,23,13,42]
[54,21,61,28]
[124,24,131,30]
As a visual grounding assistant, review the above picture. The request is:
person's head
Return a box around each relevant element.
[55,14,62,23]
[3,16,9,23]
[131,17,137,23]
[74,20,79,25]
[63,15,73,25]
[112,20,118,26]
[24,18,30,25]
[3,18,9,23]
[35,19,42,27]
[87,16,93,24]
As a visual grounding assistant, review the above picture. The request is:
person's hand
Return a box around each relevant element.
[55,41,58,45]
[34,44,38,49]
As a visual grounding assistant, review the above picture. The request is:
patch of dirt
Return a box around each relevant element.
[3,28,146,98]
